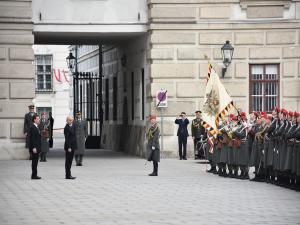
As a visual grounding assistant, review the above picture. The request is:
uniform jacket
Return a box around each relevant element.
[147,123,160,162]
[39,118,50,153]
[23,112,36,134]
[29,124,41,153]
[64,124,77,151]
[191,118,206,138]
[74,119,88,154]
[175,118,189,137]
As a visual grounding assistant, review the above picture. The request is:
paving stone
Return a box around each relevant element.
[0,141,299,225]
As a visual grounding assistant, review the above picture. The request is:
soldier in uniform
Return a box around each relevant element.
[275,109,288,185]
[293,112,300,190]
[38,112,50,162]
[146,115,160,176]
[191,110,206,159]
[74,111,88,166]
[227,114,238,178]
[265,107,280,182]
[206,133,216,173]
[283,111,297,186]
[249,112,268,181]
[23,105,37,160]
[218,118,230,177]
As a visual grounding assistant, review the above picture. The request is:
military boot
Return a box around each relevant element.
[75,155,80,166]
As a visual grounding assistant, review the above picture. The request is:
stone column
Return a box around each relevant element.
[0,0,34,159]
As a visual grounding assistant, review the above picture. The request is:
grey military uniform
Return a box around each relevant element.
[38,118,50,153]
[74,119,88,155]
[147,123,160,163]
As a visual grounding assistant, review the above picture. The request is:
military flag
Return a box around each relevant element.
[201,63,234,139]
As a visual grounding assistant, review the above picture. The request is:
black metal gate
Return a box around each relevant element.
[73,72,103,149]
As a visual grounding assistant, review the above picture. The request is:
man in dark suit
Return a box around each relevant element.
[64,116,77,179]
[23,105,37,160]
[29,114,42,179]
[48,112,54,148]
[175,112,189,160]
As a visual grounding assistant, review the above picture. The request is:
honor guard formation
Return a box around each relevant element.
[203,107,300,191]
[24,103,300,192]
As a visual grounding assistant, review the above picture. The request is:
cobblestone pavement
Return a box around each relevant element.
[0,147,299,225]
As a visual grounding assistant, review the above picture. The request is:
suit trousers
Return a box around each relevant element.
[65,150,74,177]
[178,136,187,158]
[31,152,39,178]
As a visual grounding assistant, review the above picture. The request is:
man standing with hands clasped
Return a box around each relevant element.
[175,112,189,160]
[29,114,42,179]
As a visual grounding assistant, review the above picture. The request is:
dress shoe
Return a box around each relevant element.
[183,157,187,160]
[66,176,76,179]
[31,176,41,180]
[78,163,82,166]
[148,172,158,176]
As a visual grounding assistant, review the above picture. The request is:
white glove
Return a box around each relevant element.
[68,148,72,152]
[33,148,37,154]
[151,146,155,150]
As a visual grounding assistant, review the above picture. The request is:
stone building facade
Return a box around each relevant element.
[148,0,300,155]
[0,0,34,159]
[0,0,299,159]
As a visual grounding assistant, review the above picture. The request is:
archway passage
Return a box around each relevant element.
[33,29,149,155]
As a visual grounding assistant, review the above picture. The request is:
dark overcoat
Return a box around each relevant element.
[64,124,77,151]
[23,112,36,148]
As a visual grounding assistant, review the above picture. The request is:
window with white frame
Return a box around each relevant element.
[249,64,279,113]
[35,55,53,92]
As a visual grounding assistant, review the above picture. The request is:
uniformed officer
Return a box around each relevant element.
[265,107,280,183]
[292,112,300,190]
[38,112,50,162]
[283,111,297,181]
[232,115,248,179]
[23,105,37,160]
[275,109,288,185]
[74,111,87,166]
[250,112,269,181]
[146,115,160,176]
[191,110,206,159]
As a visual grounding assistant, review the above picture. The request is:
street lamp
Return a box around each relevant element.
[66,49,78,118]
[221,40,234,78]
[66,52,76,74]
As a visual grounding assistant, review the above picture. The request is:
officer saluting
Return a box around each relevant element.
[175,112,189,160]
[23,105,37,160]
[191,110,206,159]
